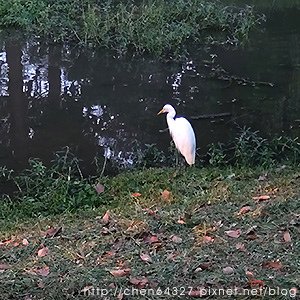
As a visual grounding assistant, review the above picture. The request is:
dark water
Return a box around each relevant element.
[0,5,299,176]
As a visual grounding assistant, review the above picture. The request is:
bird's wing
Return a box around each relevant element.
[170,117,196,164]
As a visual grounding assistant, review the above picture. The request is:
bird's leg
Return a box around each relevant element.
[175,150,179,167]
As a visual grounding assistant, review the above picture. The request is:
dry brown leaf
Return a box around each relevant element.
[140,253,152,263]
[246,226,258,240]
[37,281,45,289]
[109,268,131,277]
[223,266,234,275]
[171,235,182,244]
[0,239,12,247]
[283,231,292,243]
[246,270,254,278]
[237,205,252,215]
[37,266,50,277]
[206,235,215,243]
[249,279,264,287]
[44,227,62,238]
[95,183,105,194]
[129,276,149,288]
[177,218,186,224]
[262,261,283,270]
[143,208,157,216]
[37,246,49,258]
[188,289,206,297]
[161,189,171,201]
[28,266,50,277]
[144,234,159,244]
[102,210,110,225]
[26,266,50,277]
[22,239,29,246]
[225,229,241,238]
[195,262,212,272]
[131,192,142,197]
[252,195,270,201]
[0,263,10,271]
[235,242,246,251]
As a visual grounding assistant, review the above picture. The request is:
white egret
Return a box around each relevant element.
[157,104,196,166]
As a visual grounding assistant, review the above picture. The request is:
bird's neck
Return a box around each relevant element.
[166,111,176,130]
[166,111,176,120]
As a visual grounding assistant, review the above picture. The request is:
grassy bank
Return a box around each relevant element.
[0,165,299,299]
[0,0,262,55]
[0,129,299,298]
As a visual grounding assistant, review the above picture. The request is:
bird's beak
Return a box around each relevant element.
[157,109,164,115]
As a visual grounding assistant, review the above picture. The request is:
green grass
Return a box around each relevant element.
[0,165,299,299]
[0,0,262,55]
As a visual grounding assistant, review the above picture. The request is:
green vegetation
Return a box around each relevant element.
[0,0,262,55]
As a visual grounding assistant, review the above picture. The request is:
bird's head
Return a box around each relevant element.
[157,104,175,115]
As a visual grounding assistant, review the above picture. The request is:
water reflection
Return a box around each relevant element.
[0,7,299,174]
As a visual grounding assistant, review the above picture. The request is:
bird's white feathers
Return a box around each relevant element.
[167,116,196,165]
[159,104,196,165]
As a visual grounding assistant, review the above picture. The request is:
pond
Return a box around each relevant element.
[0,4,299,176]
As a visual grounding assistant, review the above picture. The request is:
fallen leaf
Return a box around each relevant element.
[0,263,10,271]
[161,189,171,201]
[202,235,214,243]
[235,242,246,251]
[166,252,179,261]
[225,229,241,238]
[140,253,152,263]
[95,183,105,194]
[44,227,62,238]
[100,227,109,235]
[246,270,254,278]
[102,210,110,225]
[252,195,270,201]
[258,174,267,181]
[262,261,283,270]
[37,246,49,258]
[117,292,124,300]
[249,279,264,287]
[237,205,252,215]
[109,268,131,277]
[195,262,211,272]
[246,226,258,240]
[36,266,50,277]
[22,239,29,246]
[177,218,186,224]
[223,266,234,275]
[283,231,292,243]
[37,281,45,289]
[26,266,50,277]
[143,208,156,216]
[129,276,149,288]
[188,289,206,297]
[171,235,182,244]
[0,239,12,247]
[131,192,142,197]
[144,234,160,244]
